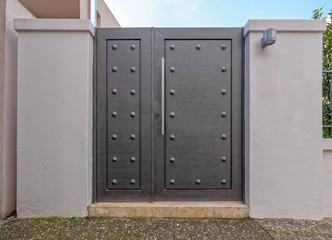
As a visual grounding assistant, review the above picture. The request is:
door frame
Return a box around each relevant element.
[93,28,244,202]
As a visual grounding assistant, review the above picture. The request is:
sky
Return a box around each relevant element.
[105,0,331,27]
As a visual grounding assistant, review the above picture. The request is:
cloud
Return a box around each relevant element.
[192,6,196,11]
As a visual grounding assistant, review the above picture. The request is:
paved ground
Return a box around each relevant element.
[0,217,331,239]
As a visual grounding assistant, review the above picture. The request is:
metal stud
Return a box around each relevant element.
[112,89,117,95]
[221,67,227,72]
[221,179,227,185]
[130,134,136,140]
[130,89,136,95]
[221,112,227,118]
[112,44,117,50]
[221,156,227,162]
[112,67,117,72]
[112,112,117,117]
[170,44,175,50]
[112,134,117,140]
[130,112,136,118]
[170,134,175,140]
[221,134,226,140]
[196,179,201,185]
[170,157,175,163]
[130,44,136,50]
[169,179,175,185]
[221,44,226,50]
[170,90,175,95]
[130,67,136,73]
[221,90,227,95]
[130,157,136,163]
[112,179,117,185]
[196,44,201,50]
[170,112,175,118]
[112,157,117,162]
[130,179,136,185]
[170,67,175,73]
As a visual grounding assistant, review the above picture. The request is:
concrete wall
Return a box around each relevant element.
[14,18,330,219]
[15,19,94,217]
[0,0,6,220]
[0,0,34,219]
[80,0,90,20]
[96,0,120,27]
[244,20,326,219]
[322,140,332,217]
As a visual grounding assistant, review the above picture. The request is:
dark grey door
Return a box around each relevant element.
[95,29,152,201]
[154,29,243,201]
[95,28,242,202]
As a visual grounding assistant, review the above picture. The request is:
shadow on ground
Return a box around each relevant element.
[0,217,331,239]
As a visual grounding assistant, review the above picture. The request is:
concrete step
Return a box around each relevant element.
[88,202,249,218]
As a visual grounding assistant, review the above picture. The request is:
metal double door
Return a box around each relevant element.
[96,28,243,202]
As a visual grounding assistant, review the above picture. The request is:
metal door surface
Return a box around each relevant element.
[154,29,242,201]
[95,28,242,202]
[95,28,152,201]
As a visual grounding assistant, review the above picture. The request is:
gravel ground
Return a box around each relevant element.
[0,217,331,240]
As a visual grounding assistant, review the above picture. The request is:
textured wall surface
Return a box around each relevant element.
[322,139,332,217]
[14,18,330,219]
[15,19,93,217]
[0,0,7,220]
[244,20,326,219]
[0,0,34,219]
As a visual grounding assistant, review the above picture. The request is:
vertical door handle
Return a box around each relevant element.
[161,58,165,135]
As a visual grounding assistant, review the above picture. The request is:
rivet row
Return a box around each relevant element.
[111,44,136,51]
[168,179,228,185]
[168,134,226,141]
[168,157,227,163]
[111,112,136,118]
[111,179,137,185]
[111,66,137,73]
[111,156,136,163]
[111,89,136,96]
[168,44,227,50]
[111,134,136,140]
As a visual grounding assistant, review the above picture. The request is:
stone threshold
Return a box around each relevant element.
[88,202,249,218]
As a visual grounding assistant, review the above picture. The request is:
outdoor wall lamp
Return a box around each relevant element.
[261,28,277,47]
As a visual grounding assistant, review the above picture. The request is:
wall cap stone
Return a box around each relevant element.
[243,19,326,38]
[14,19,95,37]
[323,139,332,151]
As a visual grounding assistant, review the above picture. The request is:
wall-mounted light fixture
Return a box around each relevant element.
[261,28,277,47]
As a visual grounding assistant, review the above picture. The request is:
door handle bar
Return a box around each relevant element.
[161,58,165,135]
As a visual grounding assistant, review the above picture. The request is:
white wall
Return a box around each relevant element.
[15,19,94,217]
[244,20,326,219]
[14,18,330,219]
[0,0,34,219]
[322,140,332,217]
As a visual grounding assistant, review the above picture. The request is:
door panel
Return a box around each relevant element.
[165,40,232,190]
[96,29,152,201]
[154,28,243,201]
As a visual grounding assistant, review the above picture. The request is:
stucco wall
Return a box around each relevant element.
[96,0,120,27]
[13,18,330,219]
[0,0,6,220]
[322,140,332,217]
[0,0,34,219]
[15,19,94,217]
[244,20,326,219]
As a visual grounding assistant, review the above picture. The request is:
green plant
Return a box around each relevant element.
[312,7,332,138]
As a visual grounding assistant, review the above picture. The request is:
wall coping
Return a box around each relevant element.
[14,19,95,37]
[243,19,326,38]
[323,139,332,151]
